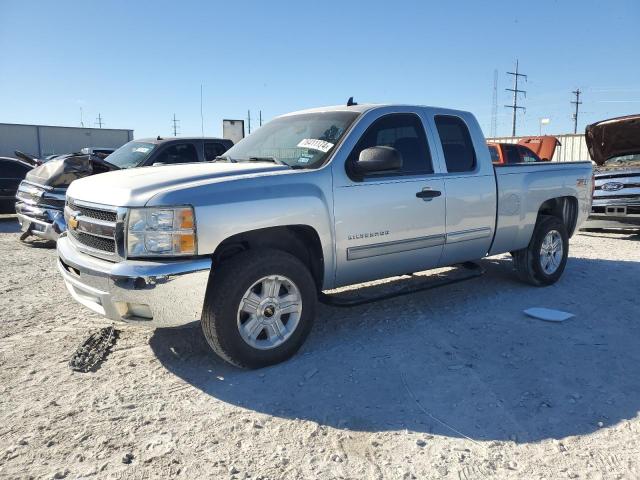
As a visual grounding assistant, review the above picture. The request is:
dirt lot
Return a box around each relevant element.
[1,216,639,480]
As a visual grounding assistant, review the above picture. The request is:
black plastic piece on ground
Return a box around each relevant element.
[69,326,119,373]
[318,262,485,307]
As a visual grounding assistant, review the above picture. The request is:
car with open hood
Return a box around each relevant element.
[584,114,640,228]
[15,137,233,241]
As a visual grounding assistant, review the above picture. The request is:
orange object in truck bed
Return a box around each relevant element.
[517,136,561,161]
[488,136,560,165]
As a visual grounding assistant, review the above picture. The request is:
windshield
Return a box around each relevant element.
[105,141,156,169]
[604,153,640,167]
[222,111,359,168]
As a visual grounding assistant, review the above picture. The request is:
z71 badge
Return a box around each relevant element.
[348,230,390,241]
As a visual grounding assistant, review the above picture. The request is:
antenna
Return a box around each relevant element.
[259,110,262,127]
[80,107,84,127]
[571,88,582,134]
[504,59,527,136]
[95,113,104,128]
[200,84,204,138]
[347,96,357,106]
[247,110,251,134]
[171,114,180,136]
[491,69,498,137]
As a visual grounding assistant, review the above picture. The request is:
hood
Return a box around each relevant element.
[586,114,640,165]
[25,154,117,188]
[67,161,290,207]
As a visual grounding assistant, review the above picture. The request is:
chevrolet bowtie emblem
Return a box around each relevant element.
[68,215,79,230]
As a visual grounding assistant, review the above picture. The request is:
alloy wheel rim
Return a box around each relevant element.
[540,230,563,275]
[236,274,302,350]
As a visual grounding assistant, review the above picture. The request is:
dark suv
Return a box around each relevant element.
[16,137,233,240]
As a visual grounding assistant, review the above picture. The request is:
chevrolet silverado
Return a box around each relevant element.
[56,103,593,368]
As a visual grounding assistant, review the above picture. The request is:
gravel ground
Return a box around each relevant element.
[1,215,639,480]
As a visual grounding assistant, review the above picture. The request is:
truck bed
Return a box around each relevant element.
[489,161,593,255]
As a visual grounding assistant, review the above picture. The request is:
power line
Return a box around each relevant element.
[571,88,582,134]
[171,113,180,136]
[504,59,527,136]
[95,113,104,128]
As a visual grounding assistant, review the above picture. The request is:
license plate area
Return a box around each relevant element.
[605,206,627,216]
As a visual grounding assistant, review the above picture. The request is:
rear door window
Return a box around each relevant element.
[488,145,500,163]
[518,146,539,163]
[204,142,227,161]
[0,160,31,177]
[503,145,521,164]
[434,115,476,173]
[154,143,198,165]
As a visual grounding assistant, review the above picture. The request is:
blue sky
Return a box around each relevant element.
[1,0,639,139]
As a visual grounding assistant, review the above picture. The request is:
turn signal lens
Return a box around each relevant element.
[178,208,194,229]
[177,233,196,254]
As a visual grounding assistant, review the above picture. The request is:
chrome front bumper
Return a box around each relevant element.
[57,234,212,327]
[585,202,640,228]
[15,203,66,241]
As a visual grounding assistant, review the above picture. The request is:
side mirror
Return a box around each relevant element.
[352,146,402,176]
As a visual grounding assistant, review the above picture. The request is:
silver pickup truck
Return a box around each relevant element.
[57,103,593,368]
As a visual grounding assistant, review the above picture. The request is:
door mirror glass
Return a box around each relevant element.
[353,146,402,175]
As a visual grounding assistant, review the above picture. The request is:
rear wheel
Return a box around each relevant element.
[512,215,568,286]
[201,249,317,368]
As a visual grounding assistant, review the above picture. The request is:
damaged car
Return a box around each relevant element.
[15,137,233,241]
[585,114,640,229]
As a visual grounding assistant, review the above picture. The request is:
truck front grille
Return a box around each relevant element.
[69,229,116,253]
[65,198,122,260]
[16,181,66,209]
[67,200,117,222]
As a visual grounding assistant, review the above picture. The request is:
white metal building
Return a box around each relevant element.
[486,133,589,162]
[0,123,133,158]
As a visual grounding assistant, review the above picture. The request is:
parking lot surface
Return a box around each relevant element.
[1,216,639,479]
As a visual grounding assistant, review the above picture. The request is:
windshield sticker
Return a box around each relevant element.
[133,147,151,153]
[298,154,313,164]
[297,138,334,153]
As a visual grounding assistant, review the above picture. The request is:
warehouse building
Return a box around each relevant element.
[0,123,133,158]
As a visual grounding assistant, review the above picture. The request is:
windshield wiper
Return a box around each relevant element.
[248,156,286,166]
[214,155,238,163]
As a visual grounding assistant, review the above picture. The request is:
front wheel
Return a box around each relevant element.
[201,249,317,368]
[512,215,569,286]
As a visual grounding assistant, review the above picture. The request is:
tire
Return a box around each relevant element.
[512,215,569,286]
[201,248,317,368]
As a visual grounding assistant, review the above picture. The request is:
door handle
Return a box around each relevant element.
[416,188,441,200]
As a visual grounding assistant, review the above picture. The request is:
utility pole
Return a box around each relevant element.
[171,114,180,136]
[247,110,251,134]
[505,59,527,136]
[571,89,582,134]
[95,113,104,128]
[200,84,204,138]
[259,110,262,127]
[491,69,498,138]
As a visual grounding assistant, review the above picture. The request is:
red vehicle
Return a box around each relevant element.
[488,136,560,165]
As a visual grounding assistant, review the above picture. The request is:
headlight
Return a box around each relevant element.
[126,206,196,257]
